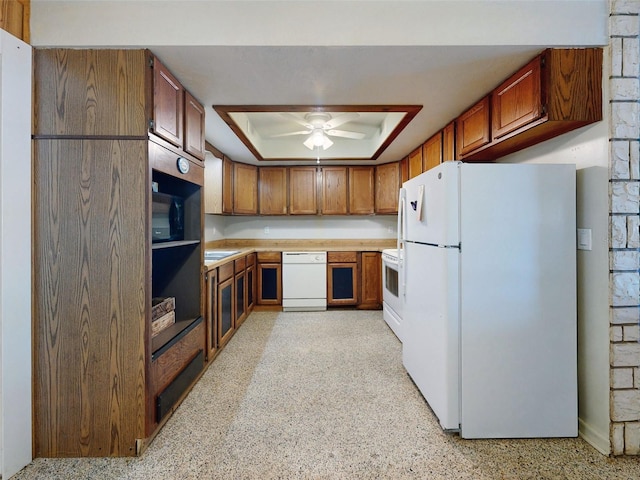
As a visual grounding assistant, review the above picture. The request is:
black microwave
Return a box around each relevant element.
[152,192,185,242]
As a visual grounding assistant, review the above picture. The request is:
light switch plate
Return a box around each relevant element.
[577,228,592,251]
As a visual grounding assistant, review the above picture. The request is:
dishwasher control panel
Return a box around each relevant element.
[282,252,327,264]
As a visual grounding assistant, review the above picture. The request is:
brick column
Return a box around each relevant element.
[610,0,640,456]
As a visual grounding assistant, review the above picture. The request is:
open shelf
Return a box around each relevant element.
[152,240,200,250]
[151,316,203,359]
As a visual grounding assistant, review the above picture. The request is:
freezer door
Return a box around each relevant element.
[402,242,460,431]
[402,161,460,246]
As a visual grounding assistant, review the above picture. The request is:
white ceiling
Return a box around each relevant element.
[30,1,609,166]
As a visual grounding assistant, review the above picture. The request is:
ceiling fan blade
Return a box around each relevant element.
[324,112,360,130]
[270,130,311,138]
[322,136,334,150]
[280,112,312,129]
[326,129,366,140]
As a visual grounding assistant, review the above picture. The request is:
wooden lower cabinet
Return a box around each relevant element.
[359,252,382,309]
[327,252,358,306]
[246,260,256,311]
[257,252,282,305]
[218,262,235,348]
[235,269,247,326]
[205,268,218,360]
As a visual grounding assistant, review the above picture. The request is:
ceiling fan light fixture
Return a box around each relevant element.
[311,129,326,147]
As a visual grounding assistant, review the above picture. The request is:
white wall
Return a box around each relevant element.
[501,117,610,453]
[205,214,397,241]
[0,30,33,478]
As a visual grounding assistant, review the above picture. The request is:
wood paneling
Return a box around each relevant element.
[34,139,147,457]
[348,166,374,215]
[375,162,400,214]
[33,49,149,137]
[321,167,348,215]
[259,167,288,215]
[289,167,317,215]
[423,131,442,172]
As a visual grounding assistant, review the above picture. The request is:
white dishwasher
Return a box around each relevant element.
[282,252,327,311]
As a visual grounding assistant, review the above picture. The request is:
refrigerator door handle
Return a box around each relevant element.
[398,188,407,297]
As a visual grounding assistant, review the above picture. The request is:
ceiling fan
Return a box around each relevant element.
[272,112,366,150]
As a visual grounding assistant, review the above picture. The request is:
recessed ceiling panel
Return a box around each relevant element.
[214,105,422,162]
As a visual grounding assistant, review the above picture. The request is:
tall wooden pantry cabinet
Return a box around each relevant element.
[33,49,206,457]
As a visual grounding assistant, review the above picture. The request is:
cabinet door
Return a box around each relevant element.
[327,263,358,305]
[408,146,423,179]
[222,156,233,214]
[321,167,348,215]
[153,56,184,148]
[259,167,288,215]
[442,122,456,162]
[375,162,400,214]
[423,132,443,172]
[246,263,256,312]
[233,162,258,214]
[289,167,317,215]
[456,96,490,157]
[348,166,374,215]
[492,56,542,140]
[218,276,235,348]
[205,269,218,361]
[257,263,282,305]
[400,156,409,184]
[184,91,206,160]
[204,153,223,214]
[0,0,29,42]
[235,270,247,327]
[360,252,382,309]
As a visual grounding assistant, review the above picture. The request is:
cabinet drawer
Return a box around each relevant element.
[246,252,256,266]
[218,262,234,282]
[328,251,357,263]
[152,321,204,394]
[257,251,281,263]
[235,256,246,273]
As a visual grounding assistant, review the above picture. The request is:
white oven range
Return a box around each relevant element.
[382,248,403,341]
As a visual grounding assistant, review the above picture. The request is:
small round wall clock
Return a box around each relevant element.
[177,157,190,174]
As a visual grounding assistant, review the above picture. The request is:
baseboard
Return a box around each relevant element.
[579,418,610,455]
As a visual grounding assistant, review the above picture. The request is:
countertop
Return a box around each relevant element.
[203,239,396,270]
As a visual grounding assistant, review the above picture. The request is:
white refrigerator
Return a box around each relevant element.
[400,161,577,438]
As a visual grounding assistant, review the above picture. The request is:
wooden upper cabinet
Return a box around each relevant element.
[184,91,206,160]
[321,167,348,215]
[375,162,400,214]
[259,167,288,215]
[222,156,234,214]
[0,0,30,42]
[423,131,443,172]
[33,49,148,137]
[400,156,409,184]
[289,167,318,215]
[408,147,423,179]
[492,56,542,140]
[442,122,455,162]
[456,96,490,158]
[348,166,374,215]
[152,57,184,148]
[204,152,223,214]
[233,162,258,215]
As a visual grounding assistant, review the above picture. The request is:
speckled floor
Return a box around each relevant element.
[13,311,640,479]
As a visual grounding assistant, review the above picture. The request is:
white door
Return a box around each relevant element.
[402,241,460,431]
[0,31,33,478]
[402,161,460,247]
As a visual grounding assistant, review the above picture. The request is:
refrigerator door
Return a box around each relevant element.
[402,241,460,431]
[458,163,577,438]
[402,162,460,247]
